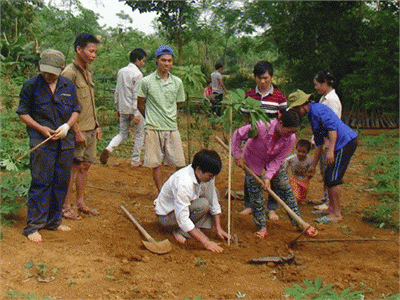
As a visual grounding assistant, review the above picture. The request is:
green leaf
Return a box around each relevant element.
[24,259,35,269]
[314,277,323,289]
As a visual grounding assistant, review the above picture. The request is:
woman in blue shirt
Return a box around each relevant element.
[290,90,358,223]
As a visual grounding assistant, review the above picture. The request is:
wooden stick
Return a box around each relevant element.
[215,136,311,230]
[227,106,232,246]
[17,134,56,160]
[295,238,393,244]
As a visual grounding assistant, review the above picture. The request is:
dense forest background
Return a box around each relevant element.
[1,0,399,115]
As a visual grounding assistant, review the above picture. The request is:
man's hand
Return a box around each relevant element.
[75,130,87,147]
[132,115,141,125]
[40,126,56,139]
[96,126,102,141]
[216,227,231,241]
[204,240,224,253]
[262,178,271,191]
[54,123,70,139]
[235,158,246,170]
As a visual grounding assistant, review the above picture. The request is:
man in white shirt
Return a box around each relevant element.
[154,149,230,252]
[100,48,147,167]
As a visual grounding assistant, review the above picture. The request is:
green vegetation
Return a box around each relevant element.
[5,290,55,300]
[361,133,399,231]
[283,277,364,300]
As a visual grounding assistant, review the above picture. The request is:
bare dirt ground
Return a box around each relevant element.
[1,128,399,300]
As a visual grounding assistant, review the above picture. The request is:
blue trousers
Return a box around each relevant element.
[244,165,301,227]
[23,146,74,236]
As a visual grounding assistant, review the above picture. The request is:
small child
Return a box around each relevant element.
[285,139,313,204]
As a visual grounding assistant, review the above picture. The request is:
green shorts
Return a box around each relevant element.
[73,130,97,163]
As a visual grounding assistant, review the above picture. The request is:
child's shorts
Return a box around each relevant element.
[290,177,310,203]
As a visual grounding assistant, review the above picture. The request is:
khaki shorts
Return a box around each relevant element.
[74,130,97,163]
[143,129,185,168]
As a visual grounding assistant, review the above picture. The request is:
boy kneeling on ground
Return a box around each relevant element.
[154,149,230,252]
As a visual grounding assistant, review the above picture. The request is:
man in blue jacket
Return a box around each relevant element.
[17,49,80,242]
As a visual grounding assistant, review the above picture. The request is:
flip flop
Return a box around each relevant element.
[78,206,99,216]
[311,209,328,215]
[314,215,338,224]
[62,208,82,220]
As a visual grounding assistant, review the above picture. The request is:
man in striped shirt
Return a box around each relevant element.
[245,61,287,119]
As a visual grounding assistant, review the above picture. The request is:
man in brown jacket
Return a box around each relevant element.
[62,32,101,219]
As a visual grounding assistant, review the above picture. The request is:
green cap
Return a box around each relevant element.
[39,49,65,75]
[289,89,314,108]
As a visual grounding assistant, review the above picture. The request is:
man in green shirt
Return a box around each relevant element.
[137,45,186,193]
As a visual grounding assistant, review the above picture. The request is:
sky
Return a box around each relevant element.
[47,0,157,34]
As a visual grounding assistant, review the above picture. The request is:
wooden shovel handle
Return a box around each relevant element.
[215,136,310,230]
[121,206,154,242]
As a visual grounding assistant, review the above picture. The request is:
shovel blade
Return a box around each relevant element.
[142,239,172,254]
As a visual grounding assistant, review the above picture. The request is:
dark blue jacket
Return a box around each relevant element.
[17,74,81,149]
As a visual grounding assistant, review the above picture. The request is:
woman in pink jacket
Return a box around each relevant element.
[232,110,309,238]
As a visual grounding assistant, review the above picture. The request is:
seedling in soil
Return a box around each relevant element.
[36,261,47,277]
[196,258,207,273]
[68,277,76,286]
[236,291,246,298]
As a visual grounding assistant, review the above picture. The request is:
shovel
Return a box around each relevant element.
[120,206,172,254]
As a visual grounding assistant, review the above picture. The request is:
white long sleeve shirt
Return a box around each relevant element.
[319,89,342,118]
[154,165,222,232]
[114,63,143,116]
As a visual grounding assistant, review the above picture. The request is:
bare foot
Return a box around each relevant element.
[326,214,342,222]
[268,210,279,221]
[254,228,268,239]
[57,225,71,231]
[27,231,42,242]
[239,207,252,215]
[173,231,186,244]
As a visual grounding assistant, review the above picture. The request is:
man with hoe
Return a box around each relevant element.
[17,49,80,242]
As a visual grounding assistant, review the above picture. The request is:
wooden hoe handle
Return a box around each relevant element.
[215,136,310,230]
[121,205,154,242]
[17,134,56,161]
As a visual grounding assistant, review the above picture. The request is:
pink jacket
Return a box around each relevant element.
[232,120,296,179]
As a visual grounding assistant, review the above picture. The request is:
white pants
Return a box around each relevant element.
[106,114,144,164]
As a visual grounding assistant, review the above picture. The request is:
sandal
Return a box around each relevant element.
[78,206,99,216]
[314,215,338,224]
[62,208,82,220]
